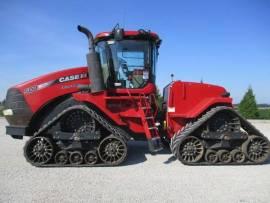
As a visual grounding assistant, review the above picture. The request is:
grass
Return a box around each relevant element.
[258,108,270,120]
[0,105,4,116]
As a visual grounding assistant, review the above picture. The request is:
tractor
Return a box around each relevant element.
[3,25,270,166]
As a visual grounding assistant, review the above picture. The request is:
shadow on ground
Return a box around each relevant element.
[123,141,175,166]
[124,141,270,166]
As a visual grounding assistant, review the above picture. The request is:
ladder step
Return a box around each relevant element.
[141,107,151,110]
[148,137,163,153]
[145,117,154,120]
[148,127,158,130]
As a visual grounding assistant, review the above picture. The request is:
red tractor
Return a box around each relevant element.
[3,25,270,166]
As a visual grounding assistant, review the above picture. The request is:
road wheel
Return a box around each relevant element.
[84,151,98,165]
[54,150,69,165]
[69,151,83,165]
[205,149,218,164]
[218,150,232,164]
[231,149,245,164]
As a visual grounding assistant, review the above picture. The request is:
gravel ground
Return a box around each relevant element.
[0,118,270,203]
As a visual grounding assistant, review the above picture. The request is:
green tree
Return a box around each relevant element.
[0,100,4,116]
[238,87,259,119]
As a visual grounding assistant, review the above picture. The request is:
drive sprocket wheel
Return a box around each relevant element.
[98,135,127,166]
[84,151,98,165]
[54,150,69,165]
[231,149,245,163]
[60,109,95,133]
[217,150,232,164]
[24,136,54,166]
[69,151,83,165]
[205,149,218,164]
[242,136,270,164]
[176,136,204,164]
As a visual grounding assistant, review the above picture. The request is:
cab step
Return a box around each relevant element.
[148,137,163,153]
[148,126,158,130]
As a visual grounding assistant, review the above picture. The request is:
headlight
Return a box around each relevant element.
[3,109,13,116]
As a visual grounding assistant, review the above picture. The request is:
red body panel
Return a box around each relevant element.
[10,66,232,140]
[15,67,89,113]
[165,81,232,138]
[73,83,157,134]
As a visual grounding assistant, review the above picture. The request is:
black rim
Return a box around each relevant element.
[55,150,68,165]
[84,151,98,165]
[245,137,270,163]
[24,136,54,165]
[178,136,204,163]
[69,151,83,165]
[98,135,127,165]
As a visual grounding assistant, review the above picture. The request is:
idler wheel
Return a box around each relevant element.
[242,136,270,164]
[24,136,54,166]
[176,136,204,164]
[98,135,127,166]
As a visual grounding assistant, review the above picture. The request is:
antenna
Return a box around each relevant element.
[200,78,204,83]
[112,23,120,31]
[171,74,174,82]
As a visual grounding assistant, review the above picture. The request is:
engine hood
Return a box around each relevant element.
[164,80,232,118]
[8,66,89,113]
[15,67,89,90]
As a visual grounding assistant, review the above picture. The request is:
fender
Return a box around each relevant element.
[72,92,127,126]
[72,92,148,134]
[182,97,232,118]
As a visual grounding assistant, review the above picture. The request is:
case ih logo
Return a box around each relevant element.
[59,73,88,83]
[24,73,88,94]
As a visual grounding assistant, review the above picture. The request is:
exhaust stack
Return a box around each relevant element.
[77,25,105,93]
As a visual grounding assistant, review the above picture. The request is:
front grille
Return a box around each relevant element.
[5,88,33,126]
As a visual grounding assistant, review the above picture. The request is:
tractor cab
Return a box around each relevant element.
[78,25,161,93]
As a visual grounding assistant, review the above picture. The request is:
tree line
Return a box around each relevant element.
[238,87,270,119]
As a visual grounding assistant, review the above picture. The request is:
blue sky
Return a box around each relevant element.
[0,0,269,103]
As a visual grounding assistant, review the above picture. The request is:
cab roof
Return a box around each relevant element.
[95,30,160,43]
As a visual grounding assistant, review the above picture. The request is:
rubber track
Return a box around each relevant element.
[33,105,130,141]
[170,106,268,166]
[25,105,130,167]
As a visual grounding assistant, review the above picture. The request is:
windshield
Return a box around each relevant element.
[96,40,157,89]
